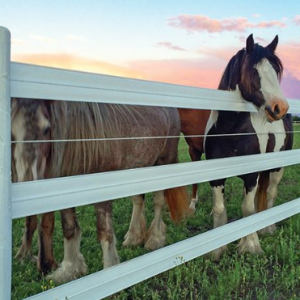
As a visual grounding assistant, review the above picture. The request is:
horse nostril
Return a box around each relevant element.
[273,104,280,116]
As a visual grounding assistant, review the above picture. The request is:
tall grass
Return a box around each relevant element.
[11,125,300,300]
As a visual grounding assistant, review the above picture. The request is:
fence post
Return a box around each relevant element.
[0,26,12,300]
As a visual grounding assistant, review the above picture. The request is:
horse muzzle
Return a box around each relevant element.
[265,100,289,122]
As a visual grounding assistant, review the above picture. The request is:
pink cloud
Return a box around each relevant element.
[157,42,186,51]
[293,15,300,26]
[281,73,300,99]
[168,15,286,33]
[278,42,300,81]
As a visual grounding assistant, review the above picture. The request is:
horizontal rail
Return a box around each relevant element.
[10,62,255,111]
[25,197,300,300]
[12,149,300,219]
[10,63,300,113]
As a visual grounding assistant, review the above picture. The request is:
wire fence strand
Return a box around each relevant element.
[12,130,300,144]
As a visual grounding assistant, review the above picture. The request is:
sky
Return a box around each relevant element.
[1,0,300,99]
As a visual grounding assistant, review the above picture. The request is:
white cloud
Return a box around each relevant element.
[12,38,25,45]
[65,34,88,42]
[29,34,56,43]
[252,14,261,18]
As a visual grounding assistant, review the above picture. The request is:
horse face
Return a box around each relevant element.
[239,35,289,122]
[11,99,51,182]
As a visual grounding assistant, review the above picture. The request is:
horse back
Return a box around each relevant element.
[49,103,181,176]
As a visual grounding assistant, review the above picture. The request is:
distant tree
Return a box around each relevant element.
[292,115,300,122]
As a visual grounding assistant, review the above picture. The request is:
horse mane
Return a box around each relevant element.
[218,49,245,91]
[49,101,151,177]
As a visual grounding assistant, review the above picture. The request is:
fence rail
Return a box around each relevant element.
[25,198,300,300]
[12,149,300,219]
[1,26,300,300]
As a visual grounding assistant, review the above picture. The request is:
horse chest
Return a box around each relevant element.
[250,113,285,153]
[204,111,286,158]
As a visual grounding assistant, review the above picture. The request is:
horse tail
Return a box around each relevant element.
[257,171,270,212]
[164,186,192,223]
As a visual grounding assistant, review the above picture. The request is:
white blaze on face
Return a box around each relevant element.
[255,58,285,107]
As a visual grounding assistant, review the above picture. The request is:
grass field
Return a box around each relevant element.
[11,125,300,300]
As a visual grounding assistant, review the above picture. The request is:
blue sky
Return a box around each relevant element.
[1,0,300,97]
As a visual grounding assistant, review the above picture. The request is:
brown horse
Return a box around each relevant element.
[177,108,210,210]
[12,98,190,283]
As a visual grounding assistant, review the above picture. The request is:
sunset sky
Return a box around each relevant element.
[1,0,300,99]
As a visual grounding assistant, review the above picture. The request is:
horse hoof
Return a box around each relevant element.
[123,231,145,247]
[15,246,31,263]
[103,255,120,269]
[46,262,88,284]
[189,202,196,211]
[38,259,58,275]
[30,255,38,264]
[144,236,165,251]
[237,240,264,255]
[210,245,227,261]
[15,248,37,265]
[189,200,197,211]
[259,224,276,235]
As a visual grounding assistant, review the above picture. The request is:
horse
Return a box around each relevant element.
[177,108,211,210]
[12,98,190,283]
[204,34,293,260]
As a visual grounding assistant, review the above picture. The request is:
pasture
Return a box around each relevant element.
[12,124,300,300]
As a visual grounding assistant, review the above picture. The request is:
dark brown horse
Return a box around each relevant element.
[12,98,190,283]
[205,34,293,259]
[178,109,210,209]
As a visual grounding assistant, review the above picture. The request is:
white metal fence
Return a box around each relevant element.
[1,26,300,300]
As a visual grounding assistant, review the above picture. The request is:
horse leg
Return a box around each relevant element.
[210,182,228,260]
[145,190,166,250]
[95,201,119,268]
[260,168,284,234]
[15,215,38,263]
[47,208,87,283]
[37,212,57,274]
[238,176,263,254]
[189,147,202,211]
[123,195,146,247]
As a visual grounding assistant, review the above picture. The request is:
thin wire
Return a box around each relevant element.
[11,130,300,144]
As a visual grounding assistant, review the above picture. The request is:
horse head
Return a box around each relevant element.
[11,98,51,182]
[239,34,289,122]
[220,34,289,122]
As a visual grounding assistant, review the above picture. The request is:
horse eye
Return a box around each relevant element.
[252,69,258,76]
[43,127,50,136]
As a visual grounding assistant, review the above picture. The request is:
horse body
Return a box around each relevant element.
[178,108,211,209]
[12,99,189,283]
[204,34,293,259]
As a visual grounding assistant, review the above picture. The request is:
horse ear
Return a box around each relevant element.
[266,35,278,52]
[246,34,254,54]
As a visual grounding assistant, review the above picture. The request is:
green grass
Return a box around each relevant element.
[11,126,300,300]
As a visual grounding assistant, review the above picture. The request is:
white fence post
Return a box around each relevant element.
[0,26,12,300]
